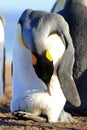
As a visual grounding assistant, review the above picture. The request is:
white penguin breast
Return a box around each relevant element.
[46,34,65,65]
[0,20,4,42]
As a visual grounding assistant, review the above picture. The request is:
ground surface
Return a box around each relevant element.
[0,63,87,130]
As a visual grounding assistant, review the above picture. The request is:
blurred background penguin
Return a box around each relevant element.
[0,14,5,98]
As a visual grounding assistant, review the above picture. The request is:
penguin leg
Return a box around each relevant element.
[12,111,47,122]
[58,109,78,123]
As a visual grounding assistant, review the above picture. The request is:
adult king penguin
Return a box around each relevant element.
[0,15,5,97]
[10,9,80,122]
[56,0,87,116]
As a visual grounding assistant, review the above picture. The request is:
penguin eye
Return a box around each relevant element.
[45,50,53,62]
[31,53,37,65]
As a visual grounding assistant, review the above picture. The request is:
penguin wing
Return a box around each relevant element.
[57,17,81,107]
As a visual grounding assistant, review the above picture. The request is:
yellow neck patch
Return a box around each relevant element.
[46,50,53,62]
[18,24,28,48]
[32,53,37,65]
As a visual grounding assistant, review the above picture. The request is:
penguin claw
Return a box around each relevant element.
[12,111,47,122]
[58,110,78,123]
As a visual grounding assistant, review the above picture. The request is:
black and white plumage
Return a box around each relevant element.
[10,9,80,122]
[56,0,87,116]
[0,15,5,97]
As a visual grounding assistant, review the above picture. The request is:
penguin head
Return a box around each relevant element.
[18,22,54,89]
[31,50,54,86]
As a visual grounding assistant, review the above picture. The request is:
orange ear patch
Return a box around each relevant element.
[32,53,37,65]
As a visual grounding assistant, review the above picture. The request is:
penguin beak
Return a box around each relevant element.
[47,84,52,96]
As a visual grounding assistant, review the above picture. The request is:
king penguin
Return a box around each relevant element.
[55,0,87,116]
[0,15,5,97]
[10,9,80,122]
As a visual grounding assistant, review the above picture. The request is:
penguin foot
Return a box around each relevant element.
[58,110,78,123]
[12,111,47,122]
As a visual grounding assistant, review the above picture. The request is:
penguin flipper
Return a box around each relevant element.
[58,25,81,107]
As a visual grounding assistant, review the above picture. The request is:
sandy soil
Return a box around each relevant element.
[0,63,87,130]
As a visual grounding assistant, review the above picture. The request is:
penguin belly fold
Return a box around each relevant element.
[11,75,66,122]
